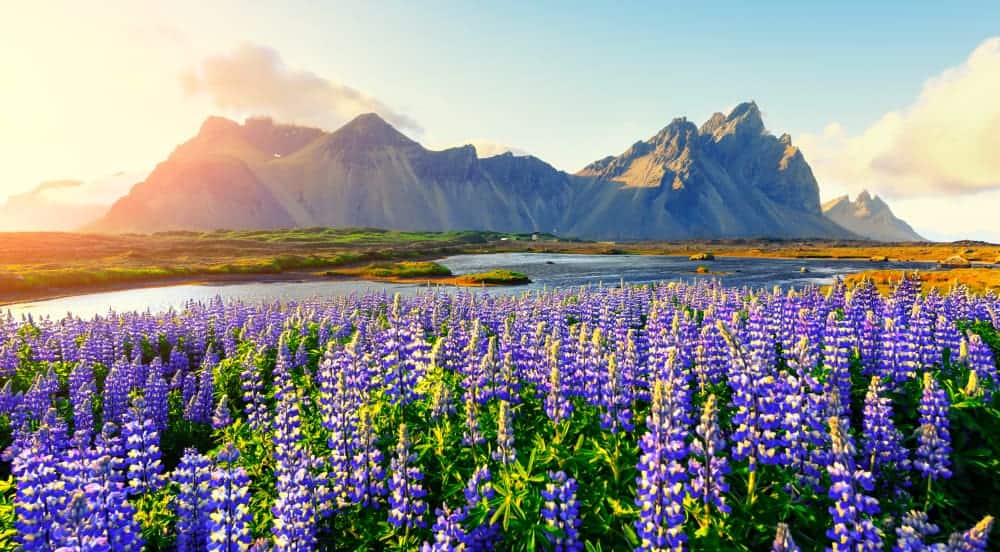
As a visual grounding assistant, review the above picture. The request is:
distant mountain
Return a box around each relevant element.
[89,105,855,240]
[0,181,106,231]
[0,172,147,232]
[822,191,924,242]
[575,101,848,239]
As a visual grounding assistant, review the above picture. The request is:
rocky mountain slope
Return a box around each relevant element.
[573,102,849,239]
[822,191,924,242]
[89,104,865,240]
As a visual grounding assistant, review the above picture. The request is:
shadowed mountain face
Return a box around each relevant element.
[90,105,865,239]
[822,191,925,242]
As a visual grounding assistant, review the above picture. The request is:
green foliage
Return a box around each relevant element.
[0,477,15,552]
[457,270,532,285]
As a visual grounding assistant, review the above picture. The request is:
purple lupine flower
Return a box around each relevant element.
[720,321,778,473]
[422,505,467,552]
[862,376,909,476]
[600,353,633,433]
[380,303,429,406]
[462,390,485,447]
[429,379,455,422]
[910,305,938,368]
[271,389,319,550]
[145,358,170,432]
[24,367,59,420]
[945,515,994,551]
[914,372,952,481]
[463,465,500,548]
[51,490,97,550]
[207,444,253,552]
[122,396,164,495]
[95,422,127,488]
[688,393,731,518]
[174,448,212,552]
[88,454,145,550]
[967,333,998,400]
[67,362,96,443]
[696,323,728,386]
[320,352,358,508]
[823,312,854,421]
[825,416,882,551]
[934,316,962,364]
[212,399,232,430]
[349,408,386,508]
[184,355,216,424]
[13,446,59,551]
[878,318,905,386]
[492,400,516,465]
[540,471,582,552]
[634,378,688,551]
[773,523,801,552]
[858,311,881,376]
[388,423,428,530]
[544,342,573,423]
[497,351,522,405]
[40,407,71,454]
[241,350,268,432]
[894,510,939,552]
[272,465,319,550]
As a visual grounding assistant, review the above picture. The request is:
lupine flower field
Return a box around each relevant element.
[1,274,999,550]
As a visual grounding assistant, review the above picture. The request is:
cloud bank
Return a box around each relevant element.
[182,43,421,133]
[800,37,1000,197]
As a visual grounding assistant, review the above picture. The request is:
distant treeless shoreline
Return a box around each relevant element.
[1,228,998,306]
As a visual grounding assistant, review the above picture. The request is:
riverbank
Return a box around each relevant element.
[2,228,997,305]
[842,267,1000,294]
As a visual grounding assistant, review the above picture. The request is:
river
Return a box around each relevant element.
[4,253,931,319]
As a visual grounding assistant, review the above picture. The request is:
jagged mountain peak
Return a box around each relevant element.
[339,113,412,142]
[185,115,325,160]
[728,100,761,121]
[651,117,699,144]
[699,112,727,135]
[576,100,824,213]
[321,112,418,153]
[704,100,765,142]
[822,190,924,242]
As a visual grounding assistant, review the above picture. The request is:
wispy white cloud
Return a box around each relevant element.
[800,37,1000,198]
[182,43,421,133]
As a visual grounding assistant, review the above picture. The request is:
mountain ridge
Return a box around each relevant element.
[822,190,925,242]
[89,104,890,240]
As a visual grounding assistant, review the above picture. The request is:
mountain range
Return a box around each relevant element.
[84,102,919,241]
[822,191,924,242]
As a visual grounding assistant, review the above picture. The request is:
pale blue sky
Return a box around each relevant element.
[154,0,1000,169]
[3,1,999,238]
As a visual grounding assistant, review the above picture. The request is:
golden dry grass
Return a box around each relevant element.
[843,268,1000,295]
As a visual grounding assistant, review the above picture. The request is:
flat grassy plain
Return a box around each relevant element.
[843,268,1000,294]
[1,228,998,303]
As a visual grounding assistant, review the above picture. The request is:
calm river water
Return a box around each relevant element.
[5,253,931,319]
